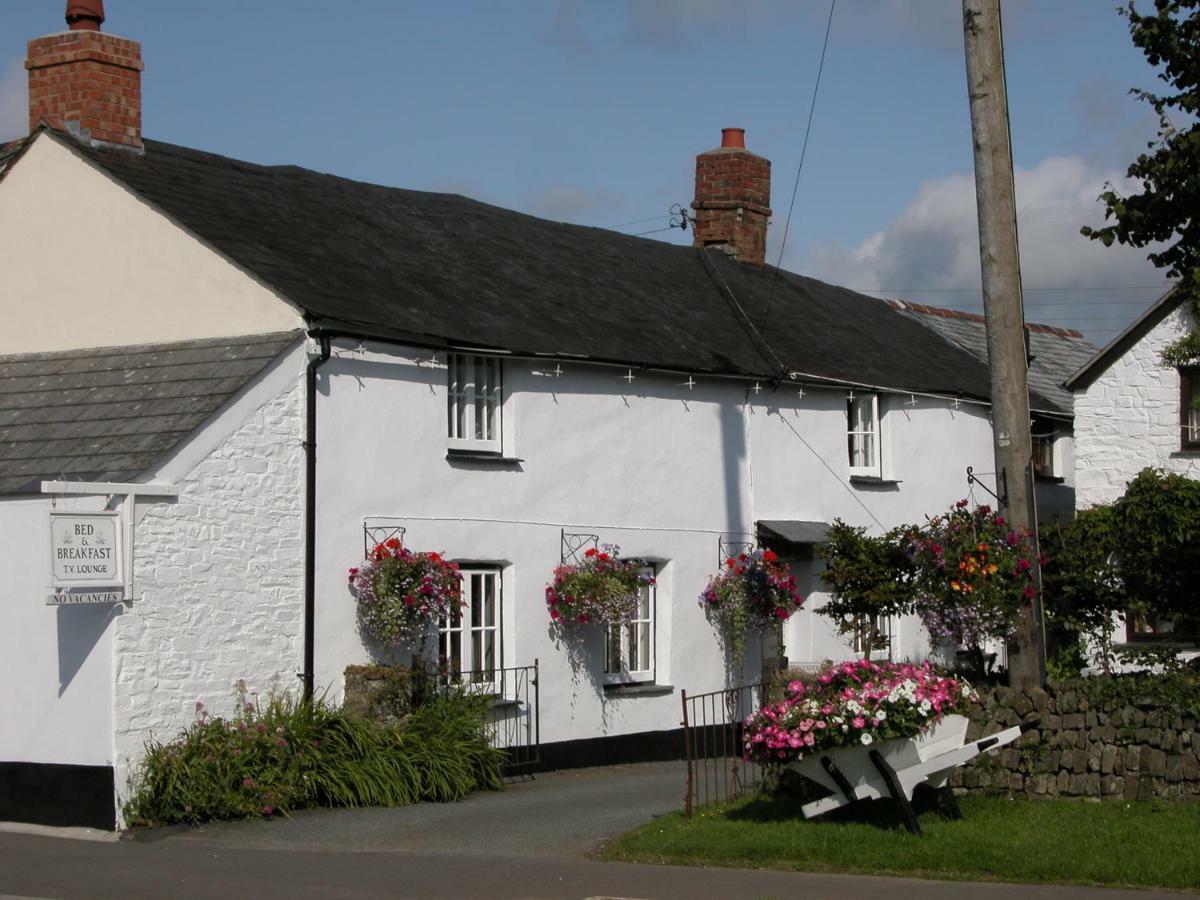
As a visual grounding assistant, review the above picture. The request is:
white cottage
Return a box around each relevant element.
[0,6,1086,829]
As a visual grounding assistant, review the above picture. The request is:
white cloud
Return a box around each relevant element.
[0,58,27,143]
[799,156,1169,343]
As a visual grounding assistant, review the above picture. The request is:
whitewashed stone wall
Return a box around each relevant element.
[112,385,305,802]
[1074,304,1200,508]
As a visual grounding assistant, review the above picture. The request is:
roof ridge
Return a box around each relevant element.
[885,298,1085,339]
[0,331,302,365]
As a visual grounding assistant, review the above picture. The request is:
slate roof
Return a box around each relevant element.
[889,301,1097,416]
[12,129,1064,411]
[0,332,299,494]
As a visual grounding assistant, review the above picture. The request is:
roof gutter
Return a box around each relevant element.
[302,329,332,701]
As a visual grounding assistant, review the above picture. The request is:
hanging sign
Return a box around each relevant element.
[47,512,124,604]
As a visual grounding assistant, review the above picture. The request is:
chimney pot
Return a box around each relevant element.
[65,0,105,31]
[720,127,745,149]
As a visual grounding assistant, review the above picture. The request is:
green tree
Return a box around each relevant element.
[817,521,916,660]
[1040,507,1126,674]
[1111,467,1200,636]
[1081,1,1200,364]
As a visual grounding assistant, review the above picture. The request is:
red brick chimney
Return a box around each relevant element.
[691,128,772,265]
[26,1,144,152]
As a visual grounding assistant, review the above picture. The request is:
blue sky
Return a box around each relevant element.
[1,1,1175,345]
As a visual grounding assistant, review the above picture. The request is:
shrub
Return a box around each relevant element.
[545,545,649,628]
[910,500,1040,676]
[817,521,916,659]
[349,539,463,650]
[1040,506,1125,673]
[700,549,805,670]
[743,659,976,766]
[122,685,504,828]
[1111,468,1200,638]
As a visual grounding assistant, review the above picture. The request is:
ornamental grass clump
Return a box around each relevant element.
[122,686,504,828]
[545,545,650,628]
[700,550,805,668]
[349,538,463,649]
[910,501,1041,676]
[743,659,976,766]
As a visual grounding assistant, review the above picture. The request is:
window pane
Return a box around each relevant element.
[482,630,494,675]
[484,576,495,626]
[484,358,497,441]
[470,574,483,628]
[1189,374,1200,441]
[605,625,621,673]
[474,358,485,440]
[861,431,875,467]
[450,630,461,677]
[637,622,651,670]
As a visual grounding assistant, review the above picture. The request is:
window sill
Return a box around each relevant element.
[1034,474,1066,484]
[849,475,901,487]
[1171,448,1200,458]
[602,682,675,697]
[446,448,524,465]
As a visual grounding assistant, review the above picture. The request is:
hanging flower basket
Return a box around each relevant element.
[909,500,1042,675]
[700,549,805,668]
[349,538,463,649]
[743,659,977,766]
[545,545,649,630]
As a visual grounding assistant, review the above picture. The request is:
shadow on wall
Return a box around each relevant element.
[56,603,121,697]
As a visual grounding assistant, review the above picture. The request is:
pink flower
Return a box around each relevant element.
[852,717,866,729]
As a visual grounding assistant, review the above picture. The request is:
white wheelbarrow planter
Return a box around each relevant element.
[784,714,1021,834]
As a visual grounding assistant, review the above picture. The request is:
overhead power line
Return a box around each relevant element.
[758,0,837,332]
[853,285,1169,294]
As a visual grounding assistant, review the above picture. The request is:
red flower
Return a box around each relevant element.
[584,547,598,558]
[763,550,778,562]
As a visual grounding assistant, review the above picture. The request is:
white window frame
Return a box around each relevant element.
[603,565,656,685]
[848,393,882,478]
[439,566,502,686]
[447,353,503,453]
[852,613,893,661]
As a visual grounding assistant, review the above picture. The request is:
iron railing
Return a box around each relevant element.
[681,680,766,816]
[450,661,540,776]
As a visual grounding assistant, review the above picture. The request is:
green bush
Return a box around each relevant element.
[122,686,504,828]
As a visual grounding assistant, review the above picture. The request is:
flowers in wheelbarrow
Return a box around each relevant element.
[742,659,976,766]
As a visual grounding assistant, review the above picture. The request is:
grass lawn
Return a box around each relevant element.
[600,792,1200,890]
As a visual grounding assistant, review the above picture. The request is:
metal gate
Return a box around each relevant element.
[457,661,540,776]
[681,680,766,816]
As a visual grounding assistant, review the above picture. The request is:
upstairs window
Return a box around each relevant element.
[1182,368,1200,451]
[848,393,881,478]
[448,354,502,452]
[604,566,656,684]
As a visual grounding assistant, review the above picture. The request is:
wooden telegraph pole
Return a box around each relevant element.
[962,0,1044,689]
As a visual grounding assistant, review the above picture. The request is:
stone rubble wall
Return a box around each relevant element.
[952,683,1200,801]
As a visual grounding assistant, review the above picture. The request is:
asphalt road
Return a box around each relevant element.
[0,762,1178,898]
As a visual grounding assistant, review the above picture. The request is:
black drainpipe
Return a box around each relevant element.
[303,330,332,701]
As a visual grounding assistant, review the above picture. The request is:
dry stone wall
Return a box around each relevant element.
[953,683,1200,801]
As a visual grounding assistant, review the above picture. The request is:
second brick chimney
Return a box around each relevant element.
[691,128,771,265]
[26,1,144,152]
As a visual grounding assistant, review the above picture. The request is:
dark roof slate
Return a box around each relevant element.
[889,302,1097,416]
[47,132,1062,409]
[0,332,299,494]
